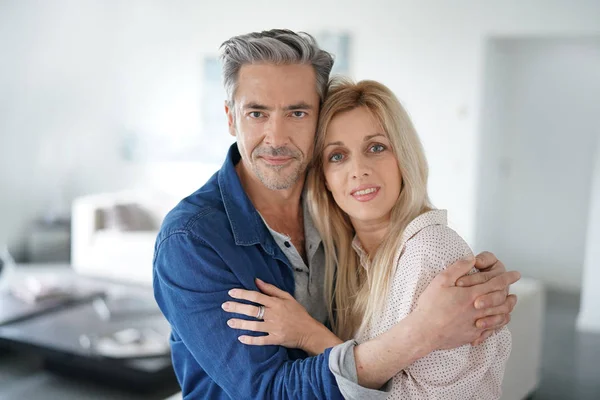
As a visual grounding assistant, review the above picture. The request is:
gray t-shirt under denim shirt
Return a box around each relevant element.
[260,198,391,400]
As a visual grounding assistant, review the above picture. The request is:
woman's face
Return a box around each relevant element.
[322,106,402,227]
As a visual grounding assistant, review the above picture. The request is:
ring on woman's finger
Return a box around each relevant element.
[256,305,265,320]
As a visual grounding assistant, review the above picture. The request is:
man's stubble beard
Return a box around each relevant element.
[235,123,311,191]
[252,156,309,190]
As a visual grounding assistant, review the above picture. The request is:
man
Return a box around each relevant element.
[153,29,519,399]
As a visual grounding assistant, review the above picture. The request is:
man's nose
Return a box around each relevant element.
[264,115,288,147]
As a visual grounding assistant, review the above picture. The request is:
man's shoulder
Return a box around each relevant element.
[158,173,232,244]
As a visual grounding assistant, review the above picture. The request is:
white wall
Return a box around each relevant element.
[1,0,600,260]
[578,137,600,332]
[475,38,600,291]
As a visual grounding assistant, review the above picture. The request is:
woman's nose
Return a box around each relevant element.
[351,157,371,179]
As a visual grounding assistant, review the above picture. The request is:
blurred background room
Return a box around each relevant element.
[0,0,599,399]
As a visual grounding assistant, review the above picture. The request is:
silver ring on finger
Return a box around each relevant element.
[256,305,265,320]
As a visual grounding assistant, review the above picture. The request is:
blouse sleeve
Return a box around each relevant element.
[383,224,512,400]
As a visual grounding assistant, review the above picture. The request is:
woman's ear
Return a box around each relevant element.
[324,180,330,191]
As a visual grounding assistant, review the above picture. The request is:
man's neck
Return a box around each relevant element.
[235,161,304,220]
[236,161,307,262]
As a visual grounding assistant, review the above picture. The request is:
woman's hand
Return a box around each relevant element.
[222,278,342,354]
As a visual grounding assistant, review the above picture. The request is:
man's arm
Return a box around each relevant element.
[222,255,519,394]
[458,251,519,345]
[352,255,519,389]
[153,231,343,399]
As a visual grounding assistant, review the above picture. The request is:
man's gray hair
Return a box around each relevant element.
[219,29,334,105]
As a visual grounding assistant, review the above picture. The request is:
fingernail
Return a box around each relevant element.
[475,300,484,309]
[228,289,237,296]
[477,320,486,329]
[227,319,234,327]
[238,336,246,343]
[221,302,230,311]
[457,281,465,287]
[255,278,263,284]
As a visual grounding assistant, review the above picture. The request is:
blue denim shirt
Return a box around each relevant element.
[153,144,343,399]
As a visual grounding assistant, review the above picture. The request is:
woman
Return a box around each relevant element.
[224,78,511,399]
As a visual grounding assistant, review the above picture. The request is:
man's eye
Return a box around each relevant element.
[370,144,386,153]
[291,111,307,118]
[249,111,263,118]
[329,153,344,162]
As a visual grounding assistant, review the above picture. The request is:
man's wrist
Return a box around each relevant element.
[407,310,438,358]
[302,322,343,356]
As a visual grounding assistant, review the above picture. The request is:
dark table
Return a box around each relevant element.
[0,264,180,400]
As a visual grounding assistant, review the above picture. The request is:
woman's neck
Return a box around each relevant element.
[352,215,391,256]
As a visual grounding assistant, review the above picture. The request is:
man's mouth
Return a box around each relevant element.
[260,156,293,166]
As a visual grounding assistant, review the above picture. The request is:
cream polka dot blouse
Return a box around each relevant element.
[353,210,511,400]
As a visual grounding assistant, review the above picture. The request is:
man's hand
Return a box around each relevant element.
[456,251,520,345]
[413,254,520,351]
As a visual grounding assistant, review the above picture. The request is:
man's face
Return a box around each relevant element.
[225,64,320,190]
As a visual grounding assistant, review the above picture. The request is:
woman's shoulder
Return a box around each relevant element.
[399,210,473,268]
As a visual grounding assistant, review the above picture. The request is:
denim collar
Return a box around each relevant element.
[218,144,279,255]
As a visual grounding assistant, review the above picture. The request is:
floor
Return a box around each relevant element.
[0,290,598,399]
[0,351,179,400]
[530,289,600,400]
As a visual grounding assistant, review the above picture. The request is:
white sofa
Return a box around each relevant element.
[501,278,545,400]
[71,190,178,286]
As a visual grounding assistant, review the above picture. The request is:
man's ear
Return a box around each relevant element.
[225,101,236,137]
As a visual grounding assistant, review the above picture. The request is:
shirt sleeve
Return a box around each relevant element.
[328,340,393,400]
[384,224,512,399]
[153,230,343,400]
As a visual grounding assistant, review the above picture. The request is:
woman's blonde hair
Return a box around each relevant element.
[307,78,432,340]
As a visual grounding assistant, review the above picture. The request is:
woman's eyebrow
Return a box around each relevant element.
[324,141,344,148]
[364,133,386,141]
[324,133,386,149]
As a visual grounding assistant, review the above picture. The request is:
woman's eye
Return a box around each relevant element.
[370,144,386,153]
[249,111,263,118]
[329,153,344,162]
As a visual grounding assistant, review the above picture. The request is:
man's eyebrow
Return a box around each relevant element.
[284,102,314,111]
[241,102,314,111]
[242,102,271,111]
